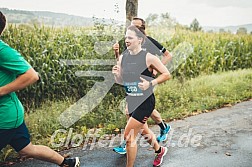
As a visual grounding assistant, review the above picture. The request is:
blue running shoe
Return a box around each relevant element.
[113,141,126,155]
[157,124,171,142]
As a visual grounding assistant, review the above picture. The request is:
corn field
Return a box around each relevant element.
[160,29,252,78]
[2,24,252,109]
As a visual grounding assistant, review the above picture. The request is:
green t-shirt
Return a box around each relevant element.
[0,40,31,129]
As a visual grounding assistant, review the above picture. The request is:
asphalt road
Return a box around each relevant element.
[6,100,252,167]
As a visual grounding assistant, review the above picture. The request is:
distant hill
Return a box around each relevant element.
[0,8,116,27]
[1,8,252,34]
[203,24,252,34]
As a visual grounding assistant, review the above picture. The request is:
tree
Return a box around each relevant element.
[145,13,159,27]
[219,28,226,33]
[161,12,171,20]
[125,0,138,27]
[189,18,202,32]
[236,27,247,35]
[160,12,176,28]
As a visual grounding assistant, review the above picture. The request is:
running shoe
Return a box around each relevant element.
[113,142,126,155]
[61,157,80,167]
[157,124,171,142]
[153,147,168,167]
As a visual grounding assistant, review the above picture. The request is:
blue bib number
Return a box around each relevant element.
[124,82,143,96]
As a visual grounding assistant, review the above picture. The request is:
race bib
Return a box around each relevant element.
[124,82,143,96]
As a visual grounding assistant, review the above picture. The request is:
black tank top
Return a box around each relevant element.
[121,50,153,97]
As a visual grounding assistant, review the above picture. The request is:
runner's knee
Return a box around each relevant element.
[18,143,35,157]
[124,131,137,145]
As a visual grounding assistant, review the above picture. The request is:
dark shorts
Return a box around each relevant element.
[0,122,30,152]
[127,94,155,124]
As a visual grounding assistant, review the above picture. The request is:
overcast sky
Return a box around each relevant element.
[1,0,252,27]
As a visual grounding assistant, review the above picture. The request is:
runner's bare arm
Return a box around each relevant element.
[0,68,39,96]
[153,50,172,76]
[146,53,171,86]
[161,50,172,65]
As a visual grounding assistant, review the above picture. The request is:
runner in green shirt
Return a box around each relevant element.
[0,11,80,167]
[0,37,31,129]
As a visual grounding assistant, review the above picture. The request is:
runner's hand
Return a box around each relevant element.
[112,65,121,77]
[138,77,150,90]
[113,41,120,60]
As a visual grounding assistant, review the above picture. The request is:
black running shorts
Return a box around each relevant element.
[0,122,31,152]
[127,94,155,124]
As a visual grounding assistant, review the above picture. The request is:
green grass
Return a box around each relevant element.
[1,69,252,162]
[25,100,74,145]
[155,68,252,121]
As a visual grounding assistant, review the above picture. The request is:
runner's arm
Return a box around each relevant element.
[113,41,120,61]
[112,55,123,84]
[161,50,172,65]
[0,68,39,96]
[148,36,172,65]
[146,53,171,86]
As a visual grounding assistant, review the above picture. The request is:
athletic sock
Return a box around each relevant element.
[121,140,126,147]
[158,121,167,130]
[155,146,162,154]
